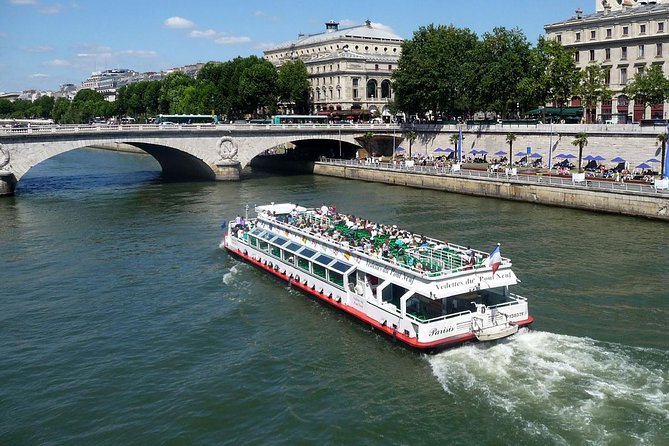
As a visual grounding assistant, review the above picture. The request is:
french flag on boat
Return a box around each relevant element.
[487,243,502,274]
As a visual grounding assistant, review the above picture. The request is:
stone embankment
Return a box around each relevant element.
[313,162,669,221]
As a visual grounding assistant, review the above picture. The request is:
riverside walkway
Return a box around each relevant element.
[320,158,669,196]
[315,158,669,220]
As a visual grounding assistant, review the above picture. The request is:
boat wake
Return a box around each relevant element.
[222,264,241,285]
[428,330,669,444]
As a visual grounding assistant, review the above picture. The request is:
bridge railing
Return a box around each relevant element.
[319,158,669,196]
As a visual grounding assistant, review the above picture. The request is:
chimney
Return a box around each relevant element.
[575,7,583,19]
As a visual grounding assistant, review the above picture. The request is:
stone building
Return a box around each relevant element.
[263,20,404,121]
[545,0,669,123]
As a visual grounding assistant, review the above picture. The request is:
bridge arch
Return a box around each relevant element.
[0,126,392,196]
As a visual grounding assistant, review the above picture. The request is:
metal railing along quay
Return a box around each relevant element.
[319,158,669,196]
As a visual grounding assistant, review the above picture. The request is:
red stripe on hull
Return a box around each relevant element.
[224,242,534,352]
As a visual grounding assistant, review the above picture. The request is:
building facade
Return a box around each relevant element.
[264,20,404,121]
[545,0,669,123]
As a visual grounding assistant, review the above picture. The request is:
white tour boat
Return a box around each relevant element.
[222,203,533,352]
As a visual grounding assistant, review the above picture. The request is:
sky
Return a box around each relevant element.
[0,0,593,93]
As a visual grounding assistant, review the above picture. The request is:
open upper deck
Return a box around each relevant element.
[253,203,512,281]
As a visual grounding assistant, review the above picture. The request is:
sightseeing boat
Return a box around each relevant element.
[222,203,533,352]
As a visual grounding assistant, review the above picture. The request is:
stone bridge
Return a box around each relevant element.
[0,124,400,196]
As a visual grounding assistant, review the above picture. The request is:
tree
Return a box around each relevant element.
[577,64,612,123]
[519,36,580,111]
[404,130,417,157]
[657,132,668,179]
[506,133,517,164]
[51,97,70,123]
[393,24,479,119]
[277,60,310,114]
[238,57,278,117]
[470,27,531,117]
[623,64,669,119]
[572,132,589,173]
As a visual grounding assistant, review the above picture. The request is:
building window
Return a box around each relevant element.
[557,34,562,43]
[590,30,596,40]
[575,32,581,42]
[637,66,644,76]
[620,67,628,84]
[375,64,379,71]
[622,26,629,36]
[575,51,580,62]
[621,46,627,59]
[604,69,611,85]
[388,64,392,70]
[589,49,595,61]
[640,24,646,35]
[606,28,612,38]
[638,44,645,58]
[657,43,663,57]
[605,48,611,60]
[659,22,665,33]
[366,79,377,98]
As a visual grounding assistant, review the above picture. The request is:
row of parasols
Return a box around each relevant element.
[393,146,661,169]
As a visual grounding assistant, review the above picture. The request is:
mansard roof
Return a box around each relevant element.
[267,21,404,52]
[545,3,669,29]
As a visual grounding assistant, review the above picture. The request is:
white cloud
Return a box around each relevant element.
[24,45,54,53]
[189,29,217,39]
[215,35,251,45]
[164,16,195,29]
[370,21,394,32]
[30,73,49,78]
[44,59,71,66]
[38,3,64,14]
[118,49,158,57]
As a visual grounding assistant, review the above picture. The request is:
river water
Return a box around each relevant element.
[1,148,667,445]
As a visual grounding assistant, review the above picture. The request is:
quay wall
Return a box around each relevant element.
[313,162,669,221]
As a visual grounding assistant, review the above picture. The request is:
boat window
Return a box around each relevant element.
[299,248,317,258]
[313,263,327,279]
[297,257,310,272]
[273,237,288,246]
[328,271,344,287]
[282,250,295,264]
[249,236,258,247]
[331,260,351,273]
[315,254,334,266]
[260,231,274,241]
[258,240,269,251]
[285,242,302,252]
[250,228,263,236]
[270,246,281,257]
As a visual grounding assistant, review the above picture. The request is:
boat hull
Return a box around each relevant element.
[224,240,534,352]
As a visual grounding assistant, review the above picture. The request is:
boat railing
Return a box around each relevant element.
[405,309,471,324]
[260,210,509,280]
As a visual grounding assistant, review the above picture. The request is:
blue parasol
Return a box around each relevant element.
[593,155,606,161]
[395,146,404,152]
[444,148,455,153]
[494,151,507,156]
[610,156,626,163]
[646,158,661,163]
[583,155,597,161]
[434,147,445,152]
[514,152,525,157]
[530,153,542,158]
[636,162,652,169]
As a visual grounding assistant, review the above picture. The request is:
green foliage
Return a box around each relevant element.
[470,27,531,117]
[572,132,589,173]
[518,36,579,110]
[277,59,310,114]
[393,24,479,118]
[577,64,612,123]
[623,64,669,111]
[506,133,517,154]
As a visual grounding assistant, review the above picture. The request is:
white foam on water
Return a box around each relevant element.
[222,264,240,285]
[428,330,669,444]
